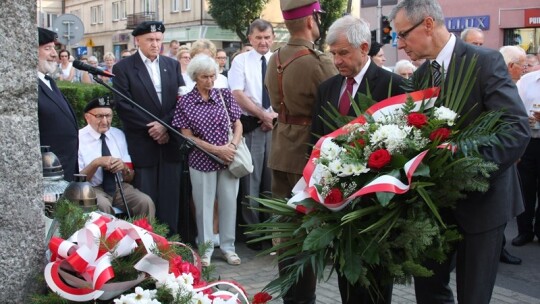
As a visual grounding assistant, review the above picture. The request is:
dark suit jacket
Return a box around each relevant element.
[312,61,406,141]
[38,78,79,181]
[112,52,185,167]
[415,38,530,234]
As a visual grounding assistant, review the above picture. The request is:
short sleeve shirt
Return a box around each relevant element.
[172,88,241,171]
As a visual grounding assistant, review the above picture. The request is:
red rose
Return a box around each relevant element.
[368,149,392,170]
[429,128,451,142]
[133,218,153,232]
[325,188,343,205]
[407,112,428,128]
[253,292,273,304]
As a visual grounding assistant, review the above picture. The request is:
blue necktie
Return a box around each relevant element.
[261,56,270,109]
[100,134,116,196]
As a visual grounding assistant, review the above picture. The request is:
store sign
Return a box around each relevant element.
[445,15,490,32]
[524,9,540,27]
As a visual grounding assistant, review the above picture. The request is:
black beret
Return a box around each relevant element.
[84,96,114,113]
[368,42,383,57]
[38,27,58,46]
[131,21,165,37]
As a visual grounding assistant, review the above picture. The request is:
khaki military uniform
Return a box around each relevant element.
[266,38,336,198]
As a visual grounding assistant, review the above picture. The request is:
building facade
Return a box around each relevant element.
[360,0,540,66]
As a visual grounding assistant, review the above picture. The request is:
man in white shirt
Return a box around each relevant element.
[513,69,540,247]
[78,96,155,218]
[228,19,277,245]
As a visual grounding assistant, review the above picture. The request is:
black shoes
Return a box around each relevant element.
[512,233,534,246]
[500,248,522,265]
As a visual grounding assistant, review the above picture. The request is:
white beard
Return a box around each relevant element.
[38,59,58,75]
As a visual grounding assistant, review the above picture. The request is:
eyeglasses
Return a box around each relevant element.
[397,18,425,40]
[88,112,113,120]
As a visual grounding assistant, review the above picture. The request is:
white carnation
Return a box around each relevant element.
[434,106,457,126]
[320,139,342,160]
[370,124,410,153]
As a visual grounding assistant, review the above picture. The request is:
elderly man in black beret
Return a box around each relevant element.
[112,21,186,236]
[78,96,155,218]
[37,27,79,181]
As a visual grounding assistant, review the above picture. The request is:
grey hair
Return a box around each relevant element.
[389,0,445,25]
[499,45,526,65]
[186,54,219,81]
[394,59,416,74]
[460,27,483,40]
[326,15,371,49]
[249,19,274,35]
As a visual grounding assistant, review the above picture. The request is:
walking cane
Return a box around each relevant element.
[114,172,132,220]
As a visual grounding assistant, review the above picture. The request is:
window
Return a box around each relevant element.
[91,5,103,24]
[112,1,126,21]
[141,0,154,13]
[112,2,120,21]
[120,0,127,19]
[172,0,180,12]
[183,0,191,11]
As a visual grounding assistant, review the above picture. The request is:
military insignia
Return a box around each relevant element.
[98,97,106,106]
[150,24,157,32]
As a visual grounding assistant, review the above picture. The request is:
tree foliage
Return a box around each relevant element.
[318,0,348,50]
[208,0,270,43]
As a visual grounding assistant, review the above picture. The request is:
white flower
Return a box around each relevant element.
[156,273,195,300]
[434,106,457,126]
[351,162,370,175]
[328,159,344,174]
[320,139,342,160]
[191,291,212,304]
[113,287,159,304]
[370,124,410,154]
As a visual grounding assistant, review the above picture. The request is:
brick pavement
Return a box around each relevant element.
[210,242,540,304]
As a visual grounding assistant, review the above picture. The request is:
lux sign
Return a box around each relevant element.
[445,15,490,32]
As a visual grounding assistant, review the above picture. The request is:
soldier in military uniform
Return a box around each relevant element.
[265,0,337,303]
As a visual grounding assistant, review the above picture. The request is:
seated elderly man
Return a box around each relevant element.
[78,96,155,218]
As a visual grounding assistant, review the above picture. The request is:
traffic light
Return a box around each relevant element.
[380,16,392,44]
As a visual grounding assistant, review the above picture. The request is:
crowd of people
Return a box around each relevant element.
[37,0,540,302]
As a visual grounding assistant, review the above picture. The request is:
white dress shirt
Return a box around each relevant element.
[78,125,131,187]
[139,51,162,103]
[341,57,372,98]
[517,70,540,138]
[228,49,273,113]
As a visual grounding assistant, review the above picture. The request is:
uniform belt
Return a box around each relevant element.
[278,114,311,126]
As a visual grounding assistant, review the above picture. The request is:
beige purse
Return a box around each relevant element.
[218,90,253,178]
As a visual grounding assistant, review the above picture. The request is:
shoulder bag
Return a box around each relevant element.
[218,90,253,178]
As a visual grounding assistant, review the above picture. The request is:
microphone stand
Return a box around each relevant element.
[92,75,225,166]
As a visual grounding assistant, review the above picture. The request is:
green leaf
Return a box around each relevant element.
[303,226,338,251]
[376,191,394,207]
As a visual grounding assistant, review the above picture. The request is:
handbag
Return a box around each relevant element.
[218,90,253,178]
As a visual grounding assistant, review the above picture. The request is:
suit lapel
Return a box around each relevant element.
[133,55,162,112]
[331,76,344,108]
[159,59,172,111]
[39,79,77,129]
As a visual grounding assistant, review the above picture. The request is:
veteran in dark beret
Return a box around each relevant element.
[37,27,79,181]
[265,0,337,303]
[78,96,155,218]
[112,21,187,237]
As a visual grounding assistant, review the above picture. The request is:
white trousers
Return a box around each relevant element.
[190,167,239,256]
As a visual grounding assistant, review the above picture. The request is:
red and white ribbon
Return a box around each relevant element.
[288,88,440,213]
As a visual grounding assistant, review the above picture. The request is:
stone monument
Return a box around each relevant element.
[0,1,46,302]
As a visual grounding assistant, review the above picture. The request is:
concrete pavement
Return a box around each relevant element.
[210,217,540,303]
